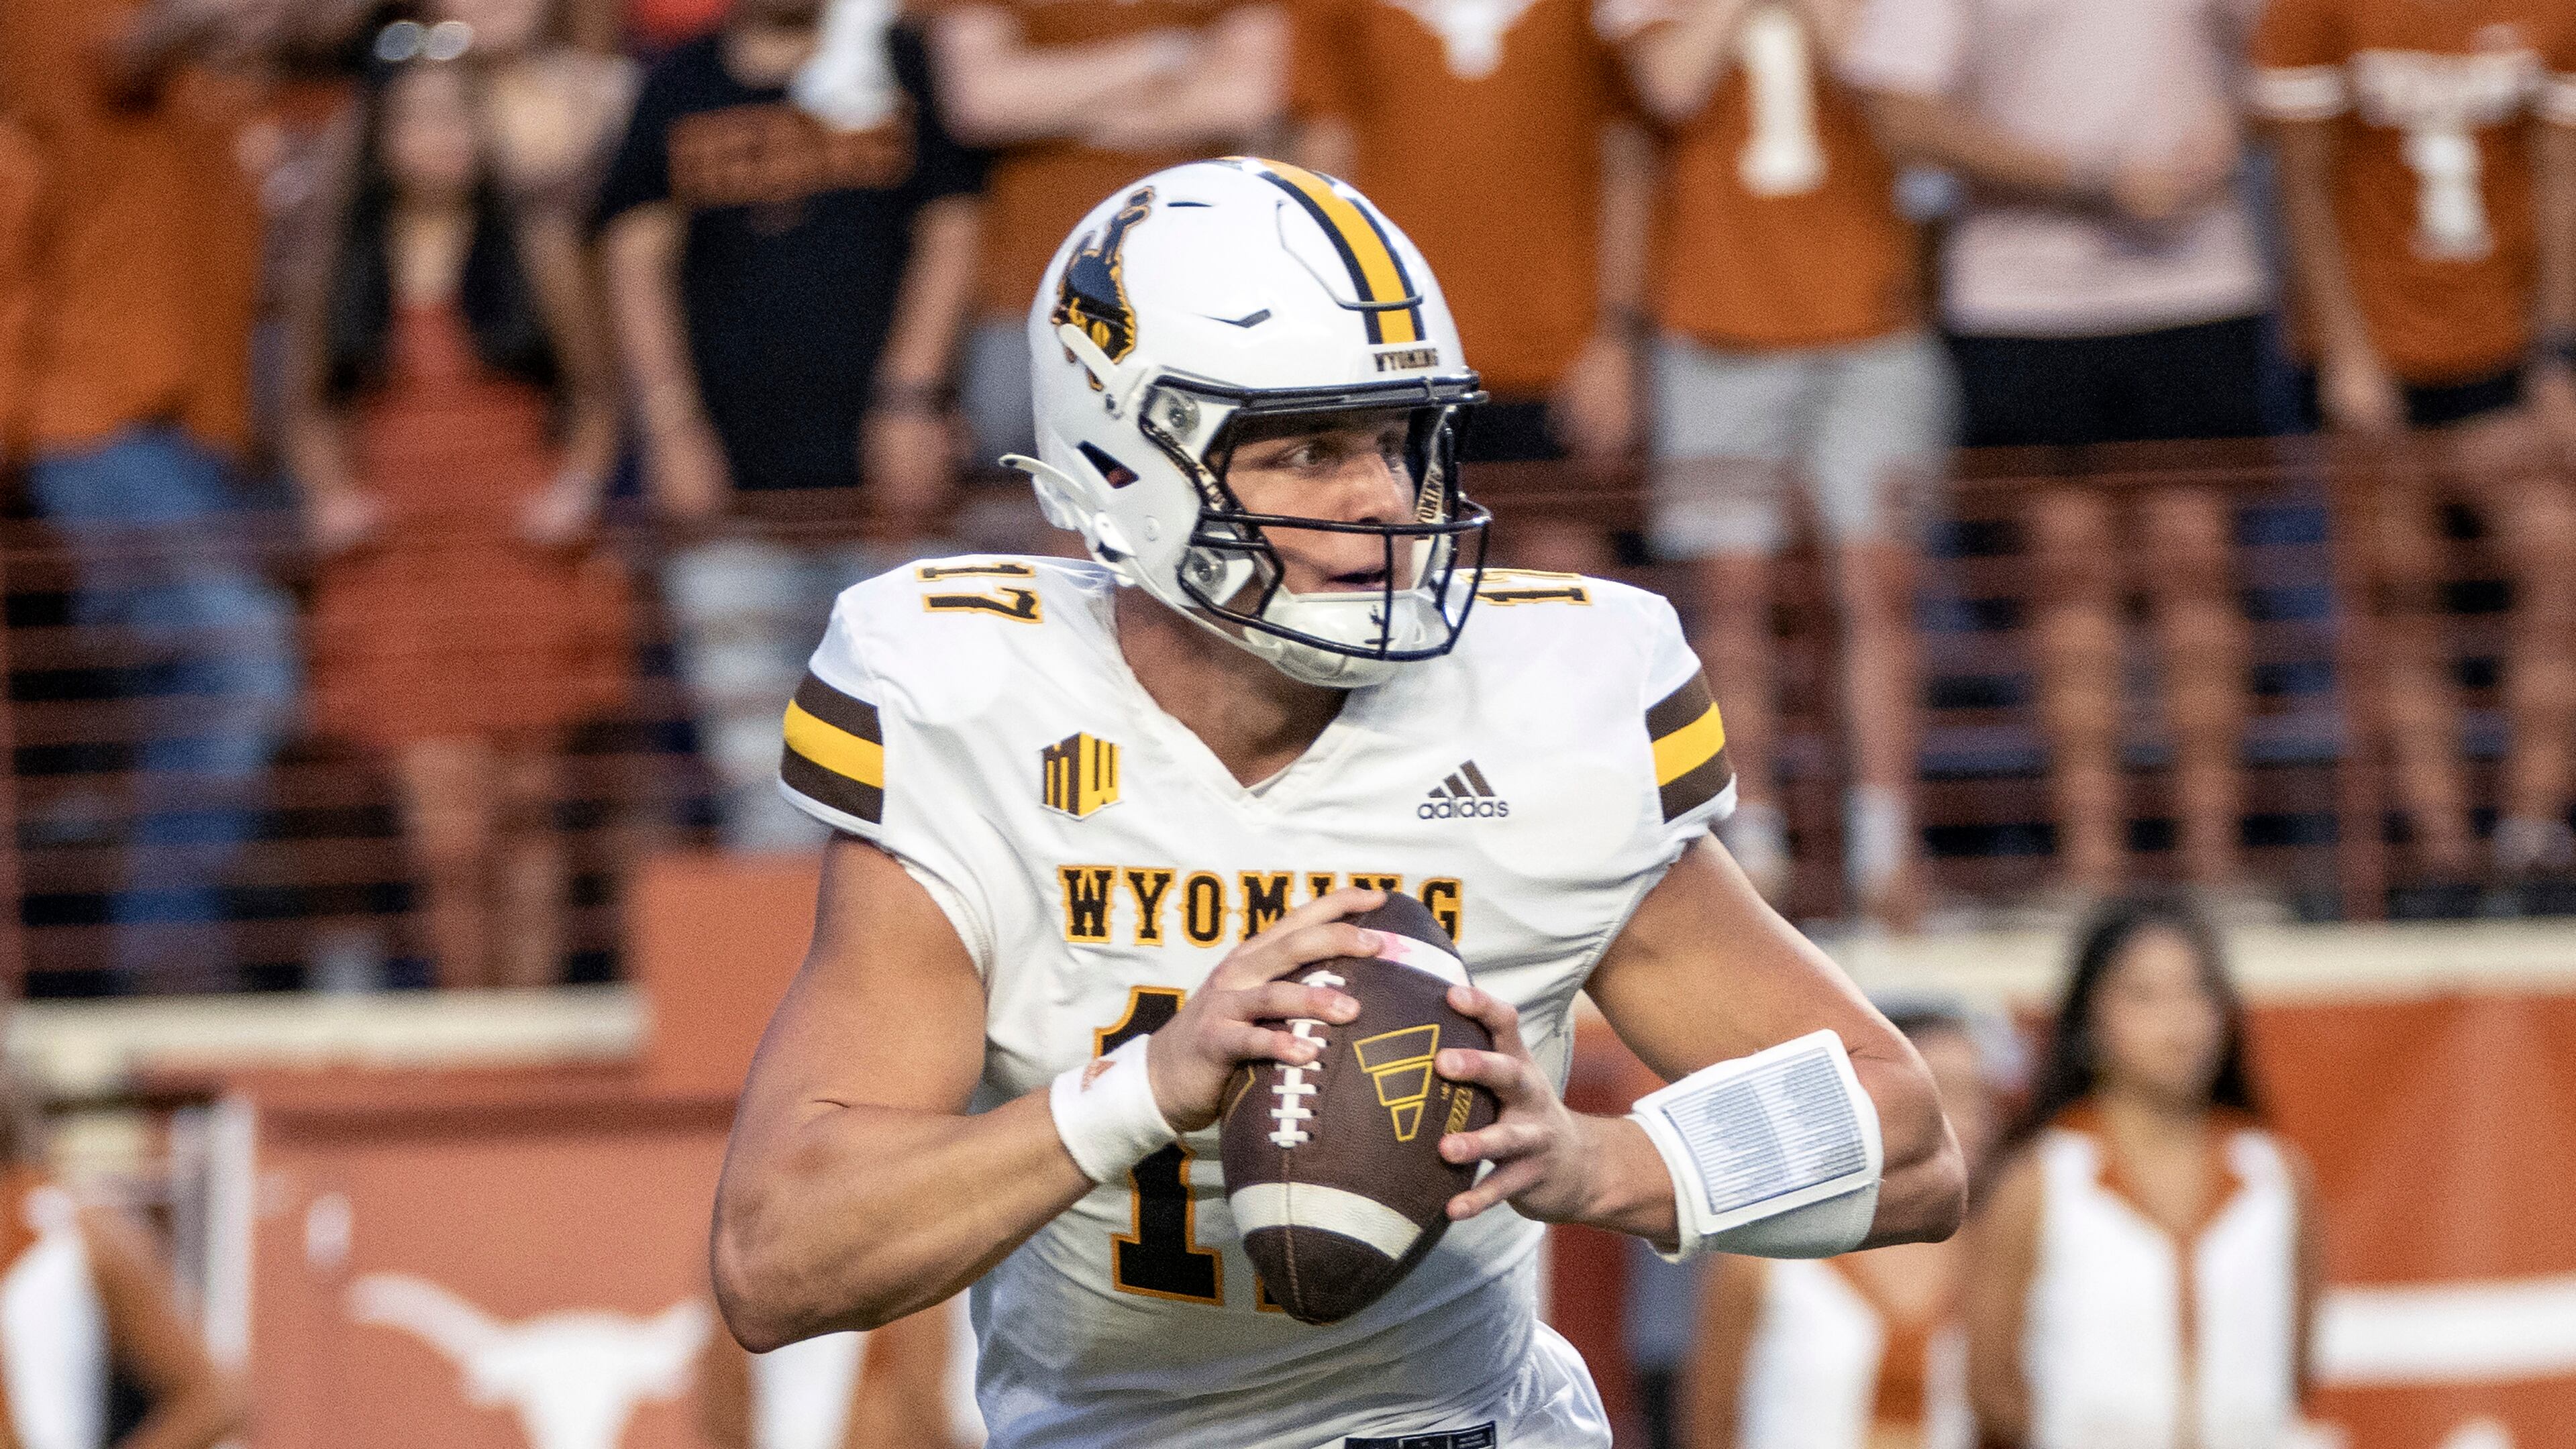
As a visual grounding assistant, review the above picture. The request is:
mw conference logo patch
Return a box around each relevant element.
[1042,733,1121,818]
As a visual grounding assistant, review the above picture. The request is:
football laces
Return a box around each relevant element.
[1269,969,1346,1148]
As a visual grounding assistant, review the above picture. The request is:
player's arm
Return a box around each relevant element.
[1431,837,1965,1250]
[711,835,1386,1348]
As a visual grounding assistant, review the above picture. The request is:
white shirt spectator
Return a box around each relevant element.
[1843,0,2272,337]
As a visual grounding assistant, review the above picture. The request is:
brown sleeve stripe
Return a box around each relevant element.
[1647,672,1732,822]
[782,747,884,826]
[1659,746,1733,822]
[780,672,884,826]
[1647,673,1715,741]
[792,672,881,743]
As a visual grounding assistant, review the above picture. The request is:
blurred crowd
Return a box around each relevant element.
[0,0,2571,991]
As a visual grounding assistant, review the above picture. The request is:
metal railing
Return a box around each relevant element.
[0,438,2528,994]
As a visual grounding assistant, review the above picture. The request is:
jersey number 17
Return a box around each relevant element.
[1098,988,1224,1304]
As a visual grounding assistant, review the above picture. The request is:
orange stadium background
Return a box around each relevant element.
[177,855,2576,1449]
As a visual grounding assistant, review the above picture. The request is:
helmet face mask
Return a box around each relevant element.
[1006,160,1496,689]
[1149,386,1491,682]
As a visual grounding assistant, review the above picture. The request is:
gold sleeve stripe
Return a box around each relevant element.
[784,700,884,788]
[1243,160,1425,347]
[1651,705,1726,787]
[1647,672,1734,821]
[780,674,884,824]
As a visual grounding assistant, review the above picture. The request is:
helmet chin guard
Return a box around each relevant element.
[1006,160,1494,689]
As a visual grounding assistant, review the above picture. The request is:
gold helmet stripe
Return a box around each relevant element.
[1239,159,1425,346]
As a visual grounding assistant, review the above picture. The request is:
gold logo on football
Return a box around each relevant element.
[1354,1025,1441,1141]
[1041,733,1121,818]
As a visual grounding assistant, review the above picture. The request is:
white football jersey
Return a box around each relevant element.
[778,556,1735,1449]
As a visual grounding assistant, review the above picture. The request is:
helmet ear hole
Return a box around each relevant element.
[1077,442,1140,490]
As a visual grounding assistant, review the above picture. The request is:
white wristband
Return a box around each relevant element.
[1629,1029,1885,1263]
[1049,1035,1179,1185]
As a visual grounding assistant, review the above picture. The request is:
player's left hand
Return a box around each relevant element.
[1433,985,1611,1225]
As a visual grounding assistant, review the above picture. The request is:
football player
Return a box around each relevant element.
[711,159,1966,1449]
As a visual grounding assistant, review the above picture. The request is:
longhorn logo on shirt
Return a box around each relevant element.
[348,1273,711,1449]
[1053,186,1155,366]
[1041,732,1122,818]
[1380,0,1543,79]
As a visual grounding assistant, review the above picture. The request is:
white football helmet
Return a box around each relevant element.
[1003,158,1491,688]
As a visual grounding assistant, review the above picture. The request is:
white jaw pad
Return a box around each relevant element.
[1629,1029,1885,1261]
[1228,1181,1425,1261]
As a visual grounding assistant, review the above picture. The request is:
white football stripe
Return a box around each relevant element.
[1228,1183,1424,1262]
[1375,934,1465,985]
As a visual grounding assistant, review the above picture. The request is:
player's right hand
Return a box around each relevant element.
[1145,888,1382,1133]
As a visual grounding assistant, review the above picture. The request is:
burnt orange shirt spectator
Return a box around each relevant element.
[0,0,261,457]
[2253,0,2576,383]
[1288,0,1623,395]
[1612,1,1916,350]
[629,0,730,49]
[935,0,1259,320]
[0,120,40,461]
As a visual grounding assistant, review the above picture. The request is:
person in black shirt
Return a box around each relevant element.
[597,0,982,849]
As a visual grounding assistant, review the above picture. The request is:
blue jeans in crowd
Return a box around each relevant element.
[23,425,299,989]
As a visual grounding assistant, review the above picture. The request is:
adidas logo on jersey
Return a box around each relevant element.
[1419,761,1509,820]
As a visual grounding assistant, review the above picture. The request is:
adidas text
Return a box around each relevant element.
[1419,797,1510,820]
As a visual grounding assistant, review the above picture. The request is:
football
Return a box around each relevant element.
[1219,894,1500,1326]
